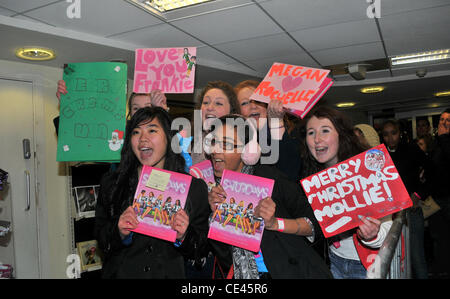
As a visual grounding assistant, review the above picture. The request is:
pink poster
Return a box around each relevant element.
[189,160,215,190]
[300,144,412,238]
[207,169,275,252]
[131,166,192,242]
[286,77,333,119]
[133,47,197,93]
[250,62,331,111]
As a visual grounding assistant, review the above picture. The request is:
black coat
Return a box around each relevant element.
[94,171,211,279]
[259,124,302,183]
[387,142,429,199]
[427,133,450,203]
[210,165,333,279]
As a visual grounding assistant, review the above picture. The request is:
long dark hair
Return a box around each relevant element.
[108,107,186,209]
[301,106,368,177]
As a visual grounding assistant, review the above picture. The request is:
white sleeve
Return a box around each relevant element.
[361,215,393,248]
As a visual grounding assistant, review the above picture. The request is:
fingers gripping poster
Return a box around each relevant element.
[300,144,412,238]
[56,62,127,162]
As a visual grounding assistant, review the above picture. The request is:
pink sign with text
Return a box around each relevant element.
[131,166,192,242]
[133,47,197,93]
[207,169,274,252]
[250,62,331,112]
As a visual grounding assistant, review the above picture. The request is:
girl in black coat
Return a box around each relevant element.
[94,107,210,278]
[207,114,332,279]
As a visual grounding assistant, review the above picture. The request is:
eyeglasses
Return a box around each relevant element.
[209,138,244,152]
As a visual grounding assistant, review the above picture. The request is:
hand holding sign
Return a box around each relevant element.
[356,215,381,241]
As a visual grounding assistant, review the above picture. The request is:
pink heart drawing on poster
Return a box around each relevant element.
[282,76,303,92]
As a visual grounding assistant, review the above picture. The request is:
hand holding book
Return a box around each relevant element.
[254,197,277,230]
[118,206,139,238]
[171,209,189,241]
[208,184,227,212]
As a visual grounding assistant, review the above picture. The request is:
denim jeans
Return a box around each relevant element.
[329,251,367,279]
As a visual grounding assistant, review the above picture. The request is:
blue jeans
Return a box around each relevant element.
[329,251,367,279]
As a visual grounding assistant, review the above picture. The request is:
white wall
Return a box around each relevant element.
[0,59,71,278]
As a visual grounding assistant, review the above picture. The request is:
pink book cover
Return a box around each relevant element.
[189,160,215,190]
[131,165,192,242]
[207,169,275,252]
[287,77,334,119]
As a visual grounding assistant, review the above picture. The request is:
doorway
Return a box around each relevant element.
[0,78,40,278]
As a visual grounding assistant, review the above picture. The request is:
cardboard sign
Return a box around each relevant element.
[286,77,333,119]
[57,62,127,162]
[300,144,412,238]
[131,166,192,242]
[250,62,331,112]
[207,169,274,252]
[133,47,197,93]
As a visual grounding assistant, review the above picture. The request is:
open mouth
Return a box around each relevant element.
[212,156,225,168]
[249,112,260,119]
[139,146,153,159]
[315,146,328,156]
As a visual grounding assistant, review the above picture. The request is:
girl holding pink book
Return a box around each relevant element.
[94,107,210,278]
[207,114,332,278]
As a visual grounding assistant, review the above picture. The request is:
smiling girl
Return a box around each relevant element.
[301,106,392,279]
[190,81,239,165]
[94,107,210,278]
[208,114,332,279]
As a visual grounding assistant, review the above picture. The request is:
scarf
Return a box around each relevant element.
[229,165,260,279]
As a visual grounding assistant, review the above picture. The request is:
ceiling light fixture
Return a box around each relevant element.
[390,49,450,66]
[336,102,355,108]
[126,0,214,18]
[15,47,56,61]
[360,86,384,94]
[434,91,450,97]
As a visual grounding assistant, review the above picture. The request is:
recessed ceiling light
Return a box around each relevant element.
[360,86,384,94]
[15,47,56,61]
[126,0,214,18]
[145,0,213,12]
[390,49,450,66]
[434,91,450,97]
[336,102,355,108]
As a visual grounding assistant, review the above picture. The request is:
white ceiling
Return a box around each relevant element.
[0,0,449,114]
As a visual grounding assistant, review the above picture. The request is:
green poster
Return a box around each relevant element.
[56,62,127,162]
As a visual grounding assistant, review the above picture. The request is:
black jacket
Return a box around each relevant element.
[94,171,211,278]
[260,124,302,183]
[427,133,450,203]
[209,165,332,279]
[387,142,429,199]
